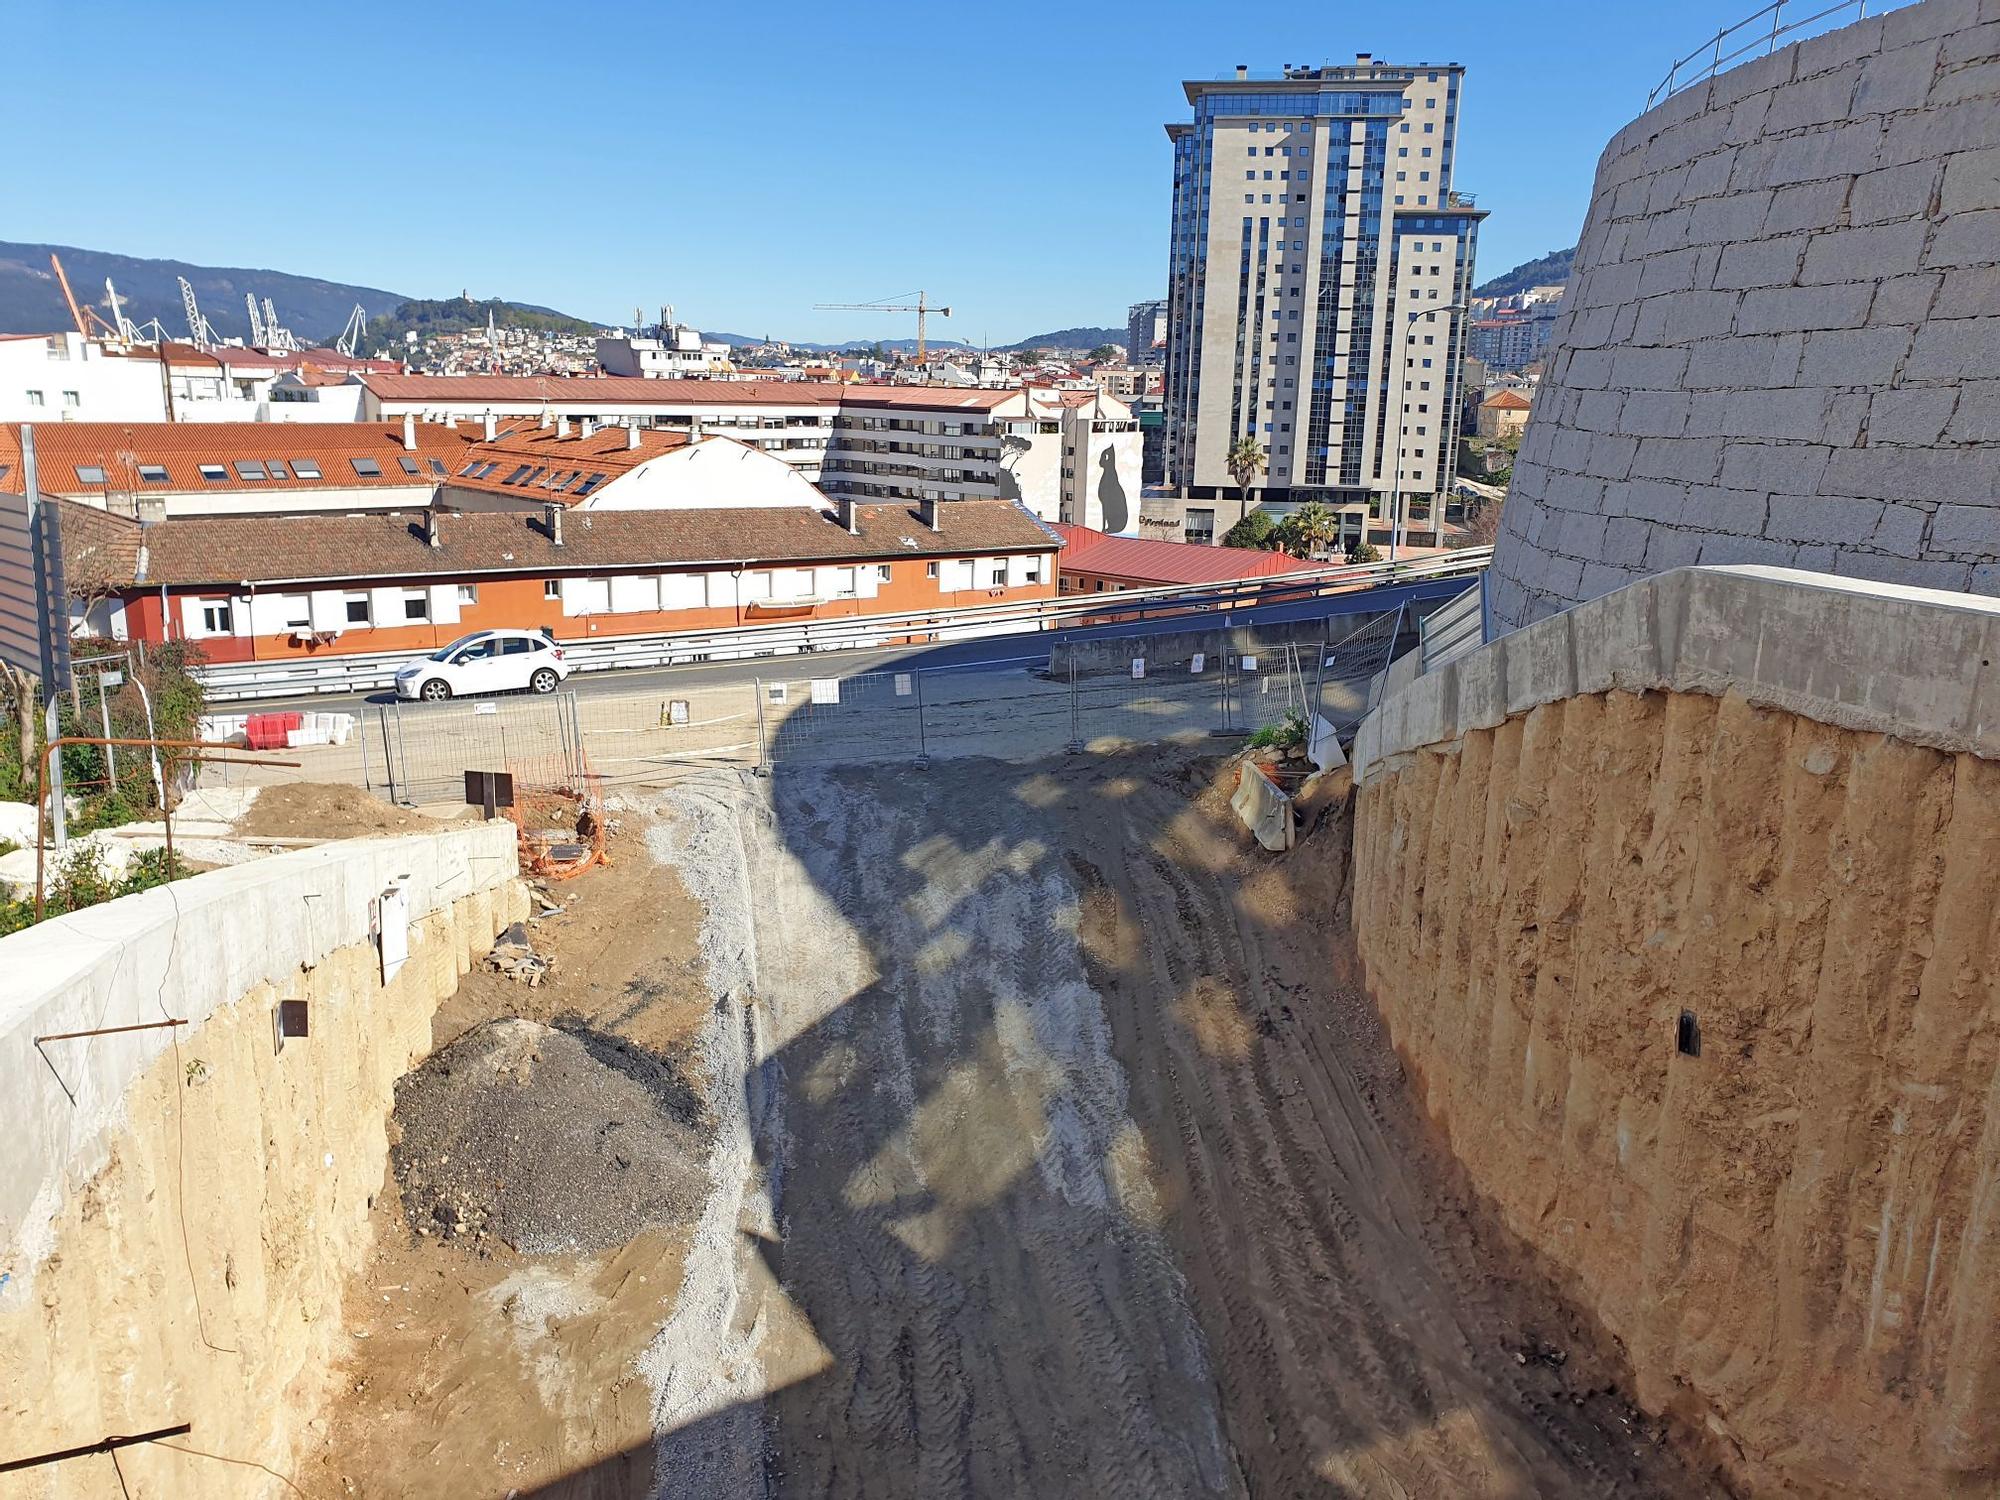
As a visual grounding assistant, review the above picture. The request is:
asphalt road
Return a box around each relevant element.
[223,574,1473,717]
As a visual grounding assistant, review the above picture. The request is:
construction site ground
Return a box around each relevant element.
[305,751,1723,1499]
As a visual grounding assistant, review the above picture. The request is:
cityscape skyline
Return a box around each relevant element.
[7,0,1770,344]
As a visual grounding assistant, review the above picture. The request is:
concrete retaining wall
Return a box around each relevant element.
[1488,0,2000,630]
[1349,561,2000,1494]
[0,825,524,1492]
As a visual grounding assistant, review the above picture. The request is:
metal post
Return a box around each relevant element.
[380,706,399,806]
[753,678,770,775]
[1066,656,1081,751]
[358,698,372,793]
[96,671,115,786]
[1221,637,1235,732]
[915,669,929,765]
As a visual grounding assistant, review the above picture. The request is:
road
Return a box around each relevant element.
[218,574,1474,718]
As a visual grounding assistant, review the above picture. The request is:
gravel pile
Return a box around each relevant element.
[390,1018,711,1255]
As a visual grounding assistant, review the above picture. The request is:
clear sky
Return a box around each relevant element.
[8,0,1786,344]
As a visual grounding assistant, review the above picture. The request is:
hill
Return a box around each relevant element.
[1002,327,1124,353]
[1474,247,1576,300]
[0,240,411,343]
[365,297,601,352]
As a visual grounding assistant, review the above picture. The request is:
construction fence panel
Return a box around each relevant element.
[1071,631,1238,750]
[908,658,1077,763]
[759,670,925,767]
[572,679,763,789]
[1310,608,1409,740]
[368,691,583,806]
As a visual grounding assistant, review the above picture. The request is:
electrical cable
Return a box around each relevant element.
[150,1440,310,1497]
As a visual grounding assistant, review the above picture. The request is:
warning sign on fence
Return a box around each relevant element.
[894,673,913,696]
[1131,658,1146,679]
[661,699,690,726]
[1190,652,1205,674]
[810,678,840,704]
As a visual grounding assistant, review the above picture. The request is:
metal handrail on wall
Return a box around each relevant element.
[1646,0,1906,106]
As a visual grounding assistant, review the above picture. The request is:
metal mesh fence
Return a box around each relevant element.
[1309,607,1408,739]
[366,692,584,805]
[759,670,925,765]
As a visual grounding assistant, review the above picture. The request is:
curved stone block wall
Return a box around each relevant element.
[1488,0,2000,630]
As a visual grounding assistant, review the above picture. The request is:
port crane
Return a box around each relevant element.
[813,290,952,364]
[333,304,368,357]
[48,253,122,342]
[178,276,217,348]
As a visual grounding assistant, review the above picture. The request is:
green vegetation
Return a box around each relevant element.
[1347,540,1383,565]
[1221,511,1277,549]
[1247,710,1309,753]
[1225,437,1266,494]
[0,639,210,934]
[1273,502,1340,559]
[361,296,598,353]
[1087,343,1123,364]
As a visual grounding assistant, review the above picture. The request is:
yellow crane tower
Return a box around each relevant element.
[813,291,952,365]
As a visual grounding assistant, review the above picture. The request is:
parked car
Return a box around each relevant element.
[395,630,569,701]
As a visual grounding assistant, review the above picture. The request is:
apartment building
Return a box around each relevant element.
[1161,56,1485,545]
[1126,299,1167,363]
[357,375,1142,530]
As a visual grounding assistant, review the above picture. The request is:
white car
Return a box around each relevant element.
[395,630,570,701]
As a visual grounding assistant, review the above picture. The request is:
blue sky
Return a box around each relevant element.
[9,0,1779,343]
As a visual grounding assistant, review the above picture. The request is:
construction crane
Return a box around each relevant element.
[261,296,297,352]
[178,276,216,348]
[48,253,120,342]
[813,291,952,365]
[245,292,267,345]
[103,278,138,342]
[334,304,367,357]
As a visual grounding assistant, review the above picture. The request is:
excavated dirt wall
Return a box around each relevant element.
[1353,687,2000,1497]
[0,875,525,1497]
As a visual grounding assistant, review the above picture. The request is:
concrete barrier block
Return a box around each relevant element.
[1504,609,1579,715]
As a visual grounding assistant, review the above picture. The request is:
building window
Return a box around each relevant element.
[344,593,370,624]
[876,565,893,581]
[25,391,43,406]
[74,465,107,484]
[137,464,169,483]
[402,590,429,621]
[457,584,478,605]
[233,460,267,480]
[925,561,940,578]
[398,456,422,475]
[199,464,227,481]
[199,599,232,635]
[352,457,383,477]
[544,580,560,599]
[267,460,289,479]
[62,391,80,407]
[293,459,322,478]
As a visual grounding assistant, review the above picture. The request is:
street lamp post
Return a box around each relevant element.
[1385,300,1466,563]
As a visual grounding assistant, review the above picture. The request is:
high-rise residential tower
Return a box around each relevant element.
[1162,57,1484,546]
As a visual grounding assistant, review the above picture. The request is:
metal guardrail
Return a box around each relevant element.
[192,548,1493,703]
[1647,0,1907,106]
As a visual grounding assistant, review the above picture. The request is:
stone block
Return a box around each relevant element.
[1682,485,1774,536]
[1604,516,1653,560]
[1941,147,2000,213]
[1795,14,1890,78]
[1737,282,1877,333]
[1868,386,1960,444]
[1929,502,2000,549]
[1827,443,1999,500]
[1832,551,1972,589]
[1714,235,1808,289]
[1940,20,2000,67]
[1823,390,1873,446]
[1710,49,1798,108]
[1886,0,1983,46]
[1643,526,1706,570]
[1800,221,1931,284]
[1564,347,1617,390]
[1763,177,1859,234]
[1793,544,1838,573]
[1872,502,1933,556]
[1556,512,1609,557]
[1870,272,1943,324]
[1644,288,1743,344]
[1764,65,1863,133]
[1621,390,1695,437]
[1853,40,1944,115]
[1583,433,1641,481]
[1639,246,1705,296]
[1929,57,2000,107]
[1573,388,1627,432]
[1906,315,2000,378]
[1759,121,1886,187]
[1971,561,2000,595]
[1541,473,1608,514]
[1924,207,2000,268]
[1945,379,2000,439]
[1722,441,1834,494]
[1603,477,1693,520]
[1683,148,1739,201]
[1611,345,1692,390]
[1633,435,1725,483]
[1688,190,1772,243]
[1798,324,1916,385]
[1696,533,1799,567]
[1686,332,1799,388]
[1932,264,2000,317]
[1579,559,1643,600]
[1766,491,1886,544]
[1611,175,1655,220]
[1850,162,1942,224]
[1880,101,2000,166]
[1647,165,1695,217]
[1727,91,1774,146]
[1706,385,1835,440]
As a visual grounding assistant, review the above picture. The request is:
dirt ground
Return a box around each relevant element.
[309,754,1725,1499]
[233,782,471,841]
[301,820,719,1498]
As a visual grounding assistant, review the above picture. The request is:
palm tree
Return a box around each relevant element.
[1290,501,1341,559]
[1225,436,1266,530]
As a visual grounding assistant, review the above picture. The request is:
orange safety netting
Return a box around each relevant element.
[506,768,608,880]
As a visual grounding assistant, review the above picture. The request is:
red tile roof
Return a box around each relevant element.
[1053,524,1319,586]
[443,422,692,501]
[1480,389,1532,409]
[361,373,1022,413]
[137,501,1058,587]
[0,421,477,496]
